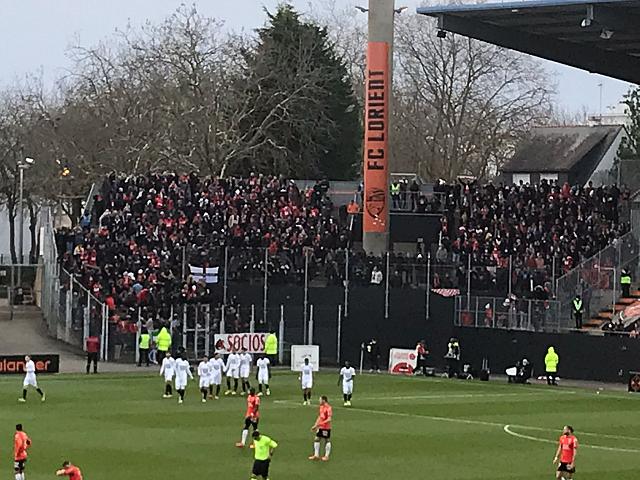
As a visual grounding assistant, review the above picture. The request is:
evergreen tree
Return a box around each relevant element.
[239,4,361,179]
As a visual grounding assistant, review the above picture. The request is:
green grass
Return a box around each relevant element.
[1,371,640,479]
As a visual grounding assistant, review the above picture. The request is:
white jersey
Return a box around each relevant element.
[208,358,225,385]
[340,366,356,395]
[160,357,176,380]
[301,363,314,389]
[257,357,270,384]
[225,353,241,378]
[23,360,38,388]
[239,353,252,378]
[197,361,211,389]
[174,359,193,389]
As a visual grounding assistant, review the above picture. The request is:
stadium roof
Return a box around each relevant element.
[417,0,640,84]
[501,124,623,173]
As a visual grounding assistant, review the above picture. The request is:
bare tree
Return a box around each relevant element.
[393,16,554,181]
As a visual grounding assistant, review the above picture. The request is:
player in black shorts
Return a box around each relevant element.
[251,430,278,480]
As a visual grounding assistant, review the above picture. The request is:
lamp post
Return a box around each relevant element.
[17,157,34,286]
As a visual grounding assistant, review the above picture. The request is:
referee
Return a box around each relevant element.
[250,430,278,480]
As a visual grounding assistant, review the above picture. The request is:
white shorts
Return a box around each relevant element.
[199,378,210,389]
[301,378,313,390]
[210,373,222,386]
[343,381,353,395]
[258,371,269,384]
[23,373,38,388]
[175,378,187,390]
[164,374,174,383]
[240,366,250,379]
[228,368,240,379]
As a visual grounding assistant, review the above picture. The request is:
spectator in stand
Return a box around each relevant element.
[347,200,360,215]
[370,266,383,285]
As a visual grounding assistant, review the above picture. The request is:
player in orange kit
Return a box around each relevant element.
[14,424,31,480]
[55,461,83,480]
[553,425,578,480]
[236,387,261,448]
[309,395,333,462]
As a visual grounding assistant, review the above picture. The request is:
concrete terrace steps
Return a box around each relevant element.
[583,286,640,331]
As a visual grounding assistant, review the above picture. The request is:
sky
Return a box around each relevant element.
[0,0,633,116]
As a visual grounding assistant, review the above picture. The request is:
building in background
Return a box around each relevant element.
[500,125,625,186]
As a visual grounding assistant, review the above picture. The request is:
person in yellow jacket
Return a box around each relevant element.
[138,330,150,367]
[156,326,172,359]
[264,332,278,366]
[545,346,559,386]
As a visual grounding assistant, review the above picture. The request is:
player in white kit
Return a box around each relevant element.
[208,353,225,399]
[256,355,271,396]
[239,348,253,395]
[197,356,211,403]
[18,355,45,403]
[339,361,356,406]
[300,357,314,405]
[159,351,176,398]
[174,354,193,404]
[225,350,241,395]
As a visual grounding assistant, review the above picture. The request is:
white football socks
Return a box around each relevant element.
[241,429,249,446]
[314,442,320,457]
[325,442,332,457]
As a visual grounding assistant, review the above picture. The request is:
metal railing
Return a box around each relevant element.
[555,227,640,330]
[455,295,562,333]
[41,207,109,360]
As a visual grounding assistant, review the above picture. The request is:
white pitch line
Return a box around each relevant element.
[274,399,640,451]
[511,424,640,441]
[357,391,576,401]
[503,425,640,453]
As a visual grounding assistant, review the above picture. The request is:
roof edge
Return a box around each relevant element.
[417,0,627,16]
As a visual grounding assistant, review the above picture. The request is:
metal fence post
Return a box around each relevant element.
[263,248,268,325]
[66,277,73,343]
[278,305,285,365]
[337,304,342,365]
[344,248,349,318]
[308,304,314,345]
[220,304,226,335]
[194,308,199,360]
[182,304,187,350]
[467,255,471,310]
[475,296,479,327]
[103,304,109,362]
[250,305,256,333]
[135,322,141,365]
[303,250,309,341]
[223,246,229,306]
[83,290,90,351]
[508,256,513,297]
[426,252,431,320]
[384,252,390,319]
[204,304,211,357]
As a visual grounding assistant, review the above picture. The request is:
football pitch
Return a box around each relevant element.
[1,371,640,479]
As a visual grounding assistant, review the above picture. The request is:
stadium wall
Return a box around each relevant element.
[230,284,637,383]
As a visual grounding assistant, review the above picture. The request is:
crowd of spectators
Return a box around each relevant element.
[55,174,632,335]
[433,179,631,297]
[56,173,351,328]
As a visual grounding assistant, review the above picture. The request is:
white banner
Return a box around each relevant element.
[214,333,267,354]
[189,265,219,284]
[388,348,417,375]
[290,345,320,372]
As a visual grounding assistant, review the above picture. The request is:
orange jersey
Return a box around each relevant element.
[317,403,333,430]
[559,435,578,463]
[61,465,83,480]
[245,394,260,418]
[14,431,31,461]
